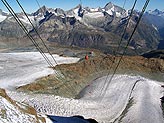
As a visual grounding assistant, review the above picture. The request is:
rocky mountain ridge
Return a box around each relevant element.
[0,2,163,54]
[147,9,164,18]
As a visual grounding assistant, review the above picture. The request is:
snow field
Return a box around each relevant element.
[0,52,163,123]
[0,96,44,123]
[7,75,164,123]
[85,12,104,18]
[0,14,7,22]
[0,52,80,90]
[120,79,164,123]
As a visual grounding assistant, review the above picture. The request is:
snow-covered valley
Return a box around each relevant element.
[0,52,164,123]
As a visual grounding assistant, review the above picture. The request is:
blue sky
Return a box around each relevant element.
[0,0,163,13]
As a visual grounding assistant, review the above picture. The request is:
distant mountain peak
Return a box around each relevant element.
[147,9,163,15]
[72,4,82,10]
[105,2,113,6]
[66,4,84,18]
[38,5,47,13]
[0,9,8,16]
[32,5,48,16]
[41,5,46,9]
[54,8,65,17]
[146,9,164,20]
[154,9,162,13]
[104,2,114,10]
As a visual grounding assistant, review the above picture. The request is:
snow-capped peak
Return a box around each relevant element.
[66,4,85,20]
[54,8,65,17]
[147,9,164,18]
[153,9,163,15]
[103,2,127,17]
[0,9,9,16]
[32,5,47,16]
[147,9,163,15]
[2,10,9,15]
[90,7,100,12]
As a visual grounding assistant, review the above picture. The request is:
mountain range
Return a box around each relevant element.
[0,2,164,54]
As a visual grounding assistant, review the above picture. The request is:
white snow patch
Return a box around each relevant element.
[0,52,80,90]
[7,16,12,20]
[86,12,104,18]
[2,10,9,14]
[152,24,158,31]
[106,9,113,15]
[0,14,7,22]
[111,6,115,11]
[116,12,121,17]
[67,15,74,18]
[73,8,82,21]
[19,15,35,24]
[90,8,99,12]
[0,96,43,123]
[35,15,45,22]
[7,75,164,123]
[125,10,129,16]
[51,11,58,16]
